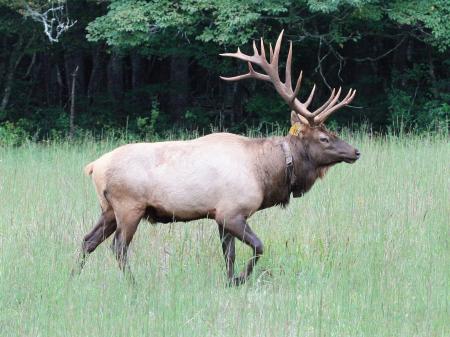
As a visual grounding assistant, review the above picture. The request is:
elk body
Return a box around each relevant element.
[74,31,360,285]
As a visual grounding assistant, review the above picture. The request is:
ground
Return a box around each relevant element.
[0,132,448,337]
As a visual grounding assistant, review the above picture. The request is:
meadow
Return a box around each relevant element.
[0,131,448,337]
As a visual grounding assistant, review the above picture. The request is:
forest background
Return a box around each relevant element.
[0,0,449,144]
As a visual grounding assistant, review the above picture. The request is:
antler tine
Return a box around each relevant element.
[220,37,270,81]
[314,88,356,123]
[272,29,284,70]
[220,48,261,65]
[285,41,293,92]
[318,86,342,116]
[253,40,259,56]
[260,38,267,64]
[312,88,336,115]
[269,43,274,63]
[295,112,310,125]
[290,70,303,103]
[303,84,316,108]
[220,62,271,82]
[220,30,356,126]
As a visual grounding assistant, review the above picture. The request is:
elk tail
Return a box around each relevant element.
[84,161,95,176]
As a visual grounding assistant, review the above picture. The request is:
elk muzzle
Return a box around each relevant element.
[342,147,360,163]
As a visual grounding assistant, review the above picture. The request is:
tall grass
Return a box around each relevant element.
[0,131,448,337]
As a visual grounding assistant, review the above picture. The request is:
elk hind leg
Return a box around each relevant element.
[110,207,144,283]
[72,208,117,276]
[217,224,236,282]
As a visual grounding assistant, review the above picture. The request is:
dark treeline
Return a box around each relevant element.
[0,0,449,142]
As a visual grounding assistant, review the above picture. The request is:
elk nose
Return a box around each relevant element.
[355,149,361,158]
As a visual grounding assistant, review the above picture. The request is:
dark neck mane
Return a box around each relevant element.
[288,135,328,197]
[254,135,329,210]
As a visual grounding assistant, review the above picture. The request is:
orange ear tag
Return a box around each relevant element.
[289,123,301,136]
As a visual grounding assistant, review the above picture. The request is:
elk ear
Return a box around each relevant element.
[290,111,303,126]
[289,111,309,136]
[290,111,309,126]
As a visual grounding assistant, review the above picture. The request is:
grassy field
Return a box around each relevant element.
[0,132,448,337]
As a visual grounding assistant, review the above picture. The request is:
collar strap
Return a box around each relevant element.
[280,141,296,190]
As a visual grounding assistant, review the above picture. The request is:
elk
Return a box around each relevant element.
[73,31,360,285]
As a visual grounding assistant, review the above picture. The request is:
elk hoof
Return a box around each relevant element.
[228,276,246,287]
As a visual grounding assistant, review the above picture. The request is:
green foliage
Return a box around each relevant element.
[387,0,450,52]
[196,0,287,45]
[307,0,367,13]
[387,89,450,132]
[87,0,289,48]
[385,60,450,132]
[0,120,29,146]
[135,98,160,136]
[184,106,210,129]
[1,0,449,136]
[421,99,450,130]
[245,93,287,124]
[387,88,414,131]
[87,0,152,48]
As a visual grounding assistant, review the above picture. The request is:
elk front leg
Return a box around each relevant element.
[220,215,264,286]
[217,224,236,281]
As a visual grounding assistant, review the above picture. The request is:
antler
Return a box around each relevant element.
[220,30,356,125]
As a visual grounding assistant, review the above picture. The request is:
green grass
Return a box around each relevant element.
[0,132,448,337]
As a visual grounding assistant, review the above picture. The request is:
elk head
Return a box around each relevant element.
[220,30,360,168]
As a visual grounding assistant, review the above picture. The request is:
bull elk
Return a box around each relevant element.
[73,31,360,285]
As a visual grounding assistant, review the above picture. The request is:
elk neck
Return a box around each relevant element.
[286,134,327,198]
[254,135,325,210]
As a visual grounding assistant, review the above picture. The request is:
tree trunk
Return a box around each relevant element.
[1,35,27,111]
[64,50,84,135]
[0,36,6,81]
[427,48,438,98]
[131,52,145,90]
[69,66,79,139]
[231,82,244,124]
[87,45,104,103]
[24,54,43,112]
[56,64,64,107]
[168,55,190,122]
[107,51,124,101]
[392,37,408,88]
[370,40,387,93]
[64,50,85,98]
[1,68,16,111]
[41,53,52,105]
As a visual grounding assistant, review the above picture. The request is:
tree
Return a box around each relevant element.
[0,0,448,140]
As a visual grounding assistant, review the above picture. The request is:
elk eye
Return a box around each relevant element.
[320,137,329,143]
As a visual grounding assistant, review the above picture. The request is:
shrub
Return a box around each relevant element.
[0,121,30,146]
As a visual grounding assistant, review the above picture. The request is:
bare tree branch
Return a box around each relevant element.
[24,2,76,43]
[352,35,407,62]
[315,38,332,90]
